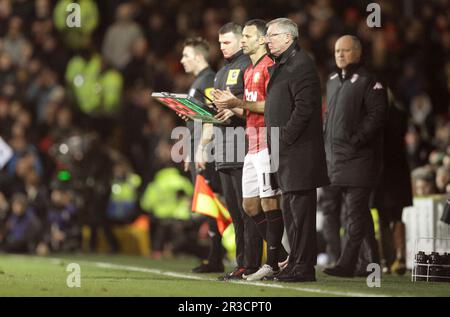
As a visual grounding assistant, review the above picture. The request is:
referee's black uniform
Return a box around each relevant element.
[186,66,221,192]
[186,66,224,270]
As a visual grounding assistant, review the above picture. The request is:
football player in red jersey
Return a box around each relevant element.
[213,20,288,281]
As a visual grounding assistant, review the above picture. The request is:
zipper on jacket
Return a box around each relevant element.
[328,81,342,174]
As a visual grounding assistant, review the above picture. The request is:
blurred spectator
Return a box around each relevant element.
[3,16,30,66]
[102,3,143,70]
[53,0,99,50]
[410,93,435,140]
[0,0,13,38]
[0,191,9,239]
[145,11,176,58]
[412,166,436,196]
[50,105,76,143]
[0,192,41,253]
[26,66,61,123]
[106,159,141,224]
[123,37,152,89]
[230,5,248,25]
[43,185,79,253]
[434,119,450,151]
[6,134,43,179]
[73,133,119,253]
[405,123,434,170]
[65,52,123,119]
[140,167,194,258]
[0,52,16,97]
[7,156,49,222]
[444,154,450,168]
[436,166,450,194]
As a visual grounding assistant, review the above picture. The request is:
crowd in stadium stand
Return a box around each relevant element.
[0,0,448,256]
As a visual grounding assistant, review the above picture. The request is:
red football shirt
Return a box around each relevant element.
[244,54,274,154]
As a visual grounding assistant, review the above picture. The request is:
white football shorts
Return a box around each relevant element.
[242,148,281,198]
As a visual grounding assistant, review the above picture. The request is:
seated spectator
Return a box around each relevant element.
[7,134,43,178]
[43,184,80,252]
[428,150,445,167]
[0,192,42,253]
[3,16,30,67]
[443,154,450,168]
[433,119,450,151]
[412,166,436,196]
[405,123,434,169]
[50,105,76,143]
[436,166,450,194]
[0,191,10,240]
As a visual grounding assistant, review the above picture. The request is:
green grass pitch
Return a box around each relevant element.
[0,254,449,297]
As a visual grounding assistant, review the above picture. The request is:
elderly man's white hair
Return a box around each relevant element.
[266,18,299,39]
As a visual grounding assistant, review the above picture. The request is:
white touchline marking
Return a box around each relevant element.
[46,257,389,297]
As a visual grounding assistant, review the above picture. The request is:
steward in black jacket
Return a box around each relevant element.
[209,23,262,279]
[213,49,249,170]
[322,35,387,278]
[324,63,387,187]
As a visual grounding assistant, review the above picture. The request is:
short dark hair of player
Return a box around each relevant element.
[244,19,267,37]
[218,22,242,36]
[183,37,210,61]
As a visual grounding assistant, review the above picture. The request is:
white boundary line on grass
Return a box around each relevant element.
[50,258,389,297]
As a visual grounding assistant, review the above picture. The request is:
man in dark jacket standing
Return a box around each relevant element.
[180,37,225,274]
[264,18,329,282]
[322,35,387,278]
[197,22,263,280]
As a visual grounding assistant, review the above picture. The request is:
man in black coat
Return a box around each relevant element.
[264,18,329,282]
[322,35,387,278]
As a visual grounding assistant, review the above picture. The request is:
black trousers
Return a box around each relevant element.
[282,189,317,277]
[219,168,263,269]
[189,162,223,264]
[189,161,222,194]
[323,186,379,272]
[320,185,343,264]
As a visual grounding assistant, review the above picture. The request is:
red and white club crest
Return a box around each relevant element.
[253,72,261,83]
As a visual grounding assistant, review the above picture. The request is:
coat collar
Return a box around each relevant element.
[273,42,298,65]
[197,66,212,78]
[225,49,244,65]
[336,62,362,81]
[266,44,298,92]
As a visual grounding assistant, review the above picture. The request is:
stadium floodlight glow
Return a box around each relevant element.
[59,143,69,154]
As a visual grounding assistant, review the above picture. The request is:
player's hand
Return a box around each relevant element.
[214,109,234,122]
[212,88,238,109]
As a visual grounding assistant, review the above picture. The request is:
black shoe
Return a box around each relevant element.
[218,267,250,281]
[274,273,316,283]
[192,262,225,273]
[264,264,293,281]
[323,266,354,278]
